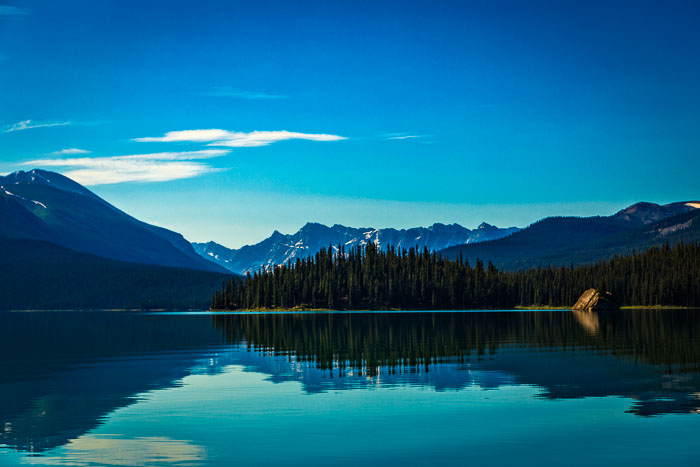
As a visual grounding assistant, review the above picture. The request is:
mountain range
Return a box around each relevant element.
[192,222,520,275]
[193,201,700,275]
[0,168,697,309]
[441,201,700,269]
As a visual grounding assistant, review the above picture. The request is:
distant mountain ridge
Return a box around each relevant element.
[612,201,700,225]
[512,208,700,268]
[440,201,700,269]
[193,222,520,275]
[0,169,225,273]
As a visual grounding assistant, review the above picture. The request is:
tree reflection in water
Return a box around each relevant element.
[212,310,700,416]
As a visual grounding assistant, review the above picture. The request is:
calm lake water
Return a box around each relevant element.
[2,309,700,466]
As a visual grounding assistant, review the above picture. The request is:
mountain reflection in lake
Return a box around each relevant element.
[2,309,700,466]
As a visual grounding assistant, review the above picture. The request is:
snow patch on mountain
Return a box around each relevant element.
[193,222,521,275]
[1,187,47,209]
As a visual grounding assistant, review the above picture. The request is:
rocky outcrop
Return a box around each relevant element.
[572,288,620,311]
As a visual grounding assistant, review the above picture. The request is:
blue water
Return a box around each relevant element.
[1,310,700,466]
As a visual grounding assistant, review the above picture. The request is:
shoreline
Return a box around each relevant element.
[209,305,700,313]
[4,305,699,313]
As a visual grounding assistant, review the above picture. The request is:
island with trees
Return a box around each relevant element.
[212,241,700,311]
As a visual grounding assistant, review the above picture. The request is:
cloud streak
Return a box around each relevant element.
[134,129,347,147]
[49,148,91,155]
[204,87,287,99]
[388,135,420,140]
[22,127,345,185]
[3,120,71,133]
[386,133,421,140]
[26,149,230,185]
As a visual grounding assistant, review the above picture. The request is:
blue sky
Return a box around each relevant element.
[1,0,699,247]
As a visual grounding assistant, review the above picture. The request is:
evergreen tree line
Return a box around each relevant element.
[212,241,700,310]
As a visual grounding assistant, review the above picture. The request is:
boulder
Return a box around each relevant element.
[572,288,620,311]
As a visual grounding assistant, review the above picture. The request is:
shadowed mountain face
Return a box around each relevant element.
[0,238,230,310]
[2,309,700,455]
[0,169,224,273]
[193,222,520,274]
[613,201,699,225]
[440,201,700,269]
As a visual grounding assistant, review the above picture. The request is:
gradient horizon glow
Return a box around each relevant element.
[1,0,698,247]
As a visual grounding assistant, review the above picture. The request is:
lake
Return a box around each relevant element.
[2,309,700,466]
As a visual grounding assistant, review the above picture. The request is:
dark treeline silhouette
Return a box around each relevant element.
[0,238,231,310]
[212,241,700,310]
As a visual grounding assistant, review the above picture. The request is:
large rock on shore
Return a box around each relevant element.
[572,288,620,311]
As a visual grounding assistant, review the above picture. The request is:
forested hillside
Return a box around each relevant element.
[0,238,232,310]
[441,207,700,269]
[514,209,700,268]
[213,242,700,310]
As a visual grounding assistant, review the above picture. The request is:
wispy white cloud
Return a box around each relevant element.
[2,120,71,133]
[0,6,28,15]
[26,149,230,185]
[386,133,421,140]
[389,135,420,140]
[134,129,347,147]
[49,148,91,155]
[134,129,232,143]
[204,87,287,99]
